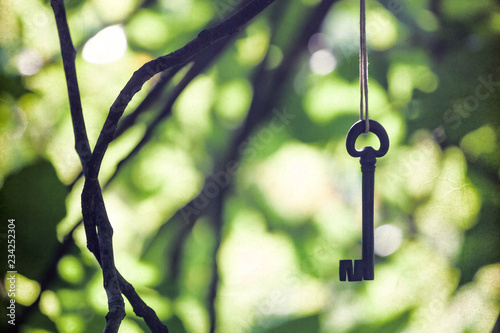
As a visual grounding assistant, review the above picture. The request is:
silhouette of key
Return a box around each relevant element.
[340,119,389,281]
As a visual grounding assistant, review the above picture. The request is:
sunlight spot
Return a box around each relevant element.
[367,9,398,50]
[256,143,334,221]
[215,79,252,126]
[175,75,215,135]
[126,9,169,50]
[475,264,500,299]
[56,314,85,333]
[58,255,84,284]
[236,23,269,66]
[460,125,497,160]
[16,49,44,76]
[82,25,127,64]
[389,64,413,102]
[120,319,144,333]
[374,224,403,256]
[40,290,61,319]
[4,273,41,306]
[176,297,208,333]
[309,49,337,75]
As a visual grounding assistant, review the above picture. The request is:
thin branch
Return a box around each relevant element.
[107,37,233,186]
[27,34,228,325]
[69,65,182,190]
[164,0,340,274]
[81,179,125,332]
[117,272,169,332]
[50,0,91,168]
[114,66,182,138]
[16,215,169,333]
[50,1,287,332]
[204,1,339,329]
[86,0,278,181]
[51,1,161,331]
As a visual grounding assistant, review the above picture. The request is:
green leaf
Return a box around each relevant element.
[267,314,320,333]
[0,159,67,280]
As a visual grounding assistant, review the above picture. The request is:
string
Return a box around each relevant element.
[359,0,369,133]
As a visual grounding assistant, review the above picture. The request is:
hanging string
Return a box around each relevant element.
[359,0,370,133]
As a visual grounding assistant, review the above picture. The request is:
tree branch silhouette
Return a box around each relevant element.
[50,0,279,332]
[86,0,278,181]
[51,0,167,331]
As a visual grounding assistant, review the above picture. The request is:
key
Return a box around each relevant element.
[339,119,389,281]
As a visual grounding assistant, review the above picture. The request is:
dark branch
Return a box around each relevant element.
[117,272,169,332]
[50,0,91,168]
[86,0,278,181]
[51,1,168,331]
[107,37,233,186]
[81,179,125,332]
[51,1,125,329]
[165,0,340,277]
[114,66,182,139]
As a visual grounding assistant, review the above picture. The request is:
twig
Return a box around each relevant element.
[163,2,341,328]
[69,66,182,190]
[107,37,233,186]
[51,0,158,331]
[114,66,182,138]
[86,0,278,181]
[50,0,91,168]
[169,0,338,263]
[117,272,169,332]
[26,34,229,327]
[51,1,281,332]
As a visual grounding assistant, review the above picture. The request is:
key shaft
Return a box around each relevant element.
[360,150,376,280]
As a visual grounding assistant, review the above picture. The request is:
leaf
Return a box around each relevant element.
[347,310,412,333]
[267,314,320,333]
[0,160,67,281]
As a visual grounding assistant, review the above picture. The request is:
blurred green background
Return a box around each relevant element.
[0,0,499,332]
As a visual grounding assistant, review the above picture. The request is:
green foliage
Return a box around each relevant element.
[266,314,320,333]
[0,0,499,332]
[0,160,67,280]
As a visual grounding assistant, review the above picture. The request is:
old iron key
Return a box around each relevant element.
[339,119,389,281]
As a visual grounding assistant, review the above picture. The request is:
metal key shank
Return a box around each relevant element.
[339,120,389,281]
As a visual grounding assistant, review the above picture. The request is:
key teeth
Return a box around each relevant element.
[339,260,351,281]
[339,260,365,281]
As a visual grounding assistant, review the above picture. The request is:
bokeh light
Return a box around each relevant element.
[16,49,44,76]
[1,0,499,332]
[309,49,337,75]
[82,25,127,64]
[374,224,403,256]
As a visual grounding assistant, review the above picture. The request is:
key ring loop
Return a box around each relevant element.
[346,119,389,158]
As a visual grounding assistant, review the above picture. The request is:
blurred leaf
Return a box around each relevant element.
[165,315,188,333]
[347,310,412,333]
[266,314,320,333]
[0,159,67,280]
[0,72,28,98]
